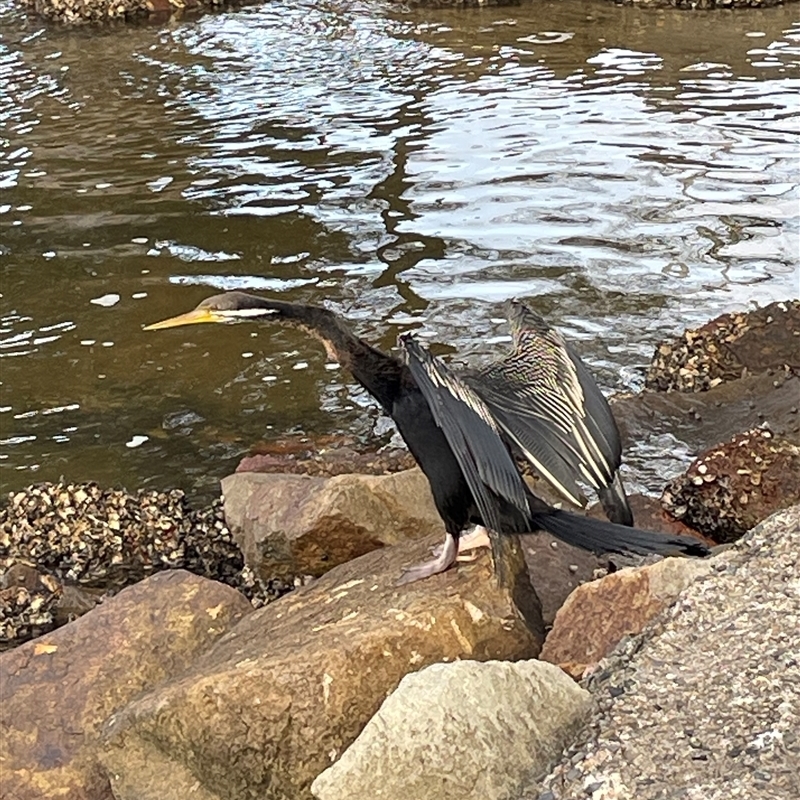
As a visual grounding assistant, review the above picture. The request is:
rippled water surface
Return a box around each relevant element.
[1,1,798,499]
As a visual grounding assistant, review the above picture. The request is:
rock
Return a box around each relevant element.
[0,484,285,609]
[0,562,106,649]
[539,557,712,679]
[613,369,800,461]
[0,563,62,647]
[645,300,799,393]
[100,532,544,800]
[661,426,800,543]
[311,660,591,800]
[0,483,230,587]
[534,504,800,800]
[54,583,104,625]
[221,467,445,579]
[0,570,253,800]
[522,531,608,628]
[237,434,415,477]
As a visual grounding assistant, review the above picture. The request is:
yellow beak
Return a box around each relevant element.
[143,307,222,331]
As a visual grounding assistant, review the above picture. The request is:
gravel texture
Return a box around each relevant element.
[528,503,800,800]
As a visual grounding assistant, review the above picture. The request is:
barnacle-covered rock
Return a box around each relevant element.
[0,483,293,631]
[0,563,62,648]
[646,300,800,393]
[2,483,190,586]
[661,426,800,542]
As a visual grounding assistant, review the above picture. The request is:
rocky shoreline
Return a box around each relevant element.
[1,300,798,799]
[16,0,797,27]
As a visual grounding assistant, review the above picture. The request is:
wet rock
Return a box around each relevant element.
[311,660,590,800]
[610,371,800,502]
[238,434,415,477]
[645,300,799,393]
[0,570,252,800]
[539,557,712,680]
[523,531,608,628]
[661,426,800,543]
[100,532,543,800]
[221,467,445,579]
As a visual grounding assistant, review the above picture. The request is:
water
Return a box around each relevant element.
[1,1,798,501]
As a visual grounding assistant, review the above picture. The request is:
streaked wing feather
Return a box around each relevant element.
[466,376,588,507]
[399,335,529,531]
[569,351,622,466]
[469,308,623,505]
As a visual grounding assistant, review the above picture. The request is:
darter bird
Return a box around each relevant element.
[144,291,708,583]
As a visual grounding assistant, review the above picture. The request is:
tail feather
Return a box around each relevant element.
[530,508,709,558]
[598,472,634,527]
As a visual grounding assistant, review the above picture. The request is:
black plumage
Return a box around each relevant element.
[144,291,708,583]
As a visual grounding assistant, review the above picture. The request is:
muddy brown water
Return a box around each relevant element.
[1,1,798,502]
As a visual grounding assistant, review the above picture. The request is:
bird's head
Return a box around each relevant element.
[143,291,280,330]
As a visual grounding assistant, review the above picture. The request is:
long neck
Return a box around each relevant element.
[247,296,404,411]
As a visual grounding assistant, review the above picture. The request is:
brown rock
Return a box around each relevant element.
[100,532,544,800]
[54,583,104,626]
[0,571,253,800]
[661,427,800,543]
[539,557,711,677]
[612,373,800,463]
[238,435,415,477]
[221,468,445,579]
[523,531,608,627]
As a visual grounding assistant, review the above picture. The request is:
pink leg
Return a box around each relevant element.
[396,534,458,585]
[432,525,492,561]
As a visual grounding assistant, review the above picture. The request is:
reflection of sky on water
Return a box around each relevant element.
[168,7,798,322]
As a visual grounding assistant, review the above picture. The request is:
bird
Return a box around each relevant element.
[144,291,708,584]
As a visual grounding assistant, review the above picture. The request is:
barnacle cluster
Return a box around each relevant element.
[646,300,799,393]
[0,482,294,647]
[661,427,800,542]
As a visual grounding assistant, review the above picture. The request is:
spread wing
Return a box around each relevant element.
[465,303,622,511]
[398,334,530,534]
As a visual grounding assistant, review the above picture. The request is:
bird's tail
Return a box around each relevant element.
[598,472,634,527]
[529,508,709,557]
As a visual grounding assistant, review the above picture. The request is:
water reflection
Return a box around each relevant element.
[0,0,797,499]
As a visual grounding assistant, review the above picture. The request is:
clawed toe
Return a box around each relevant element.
[397,534,458,585]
